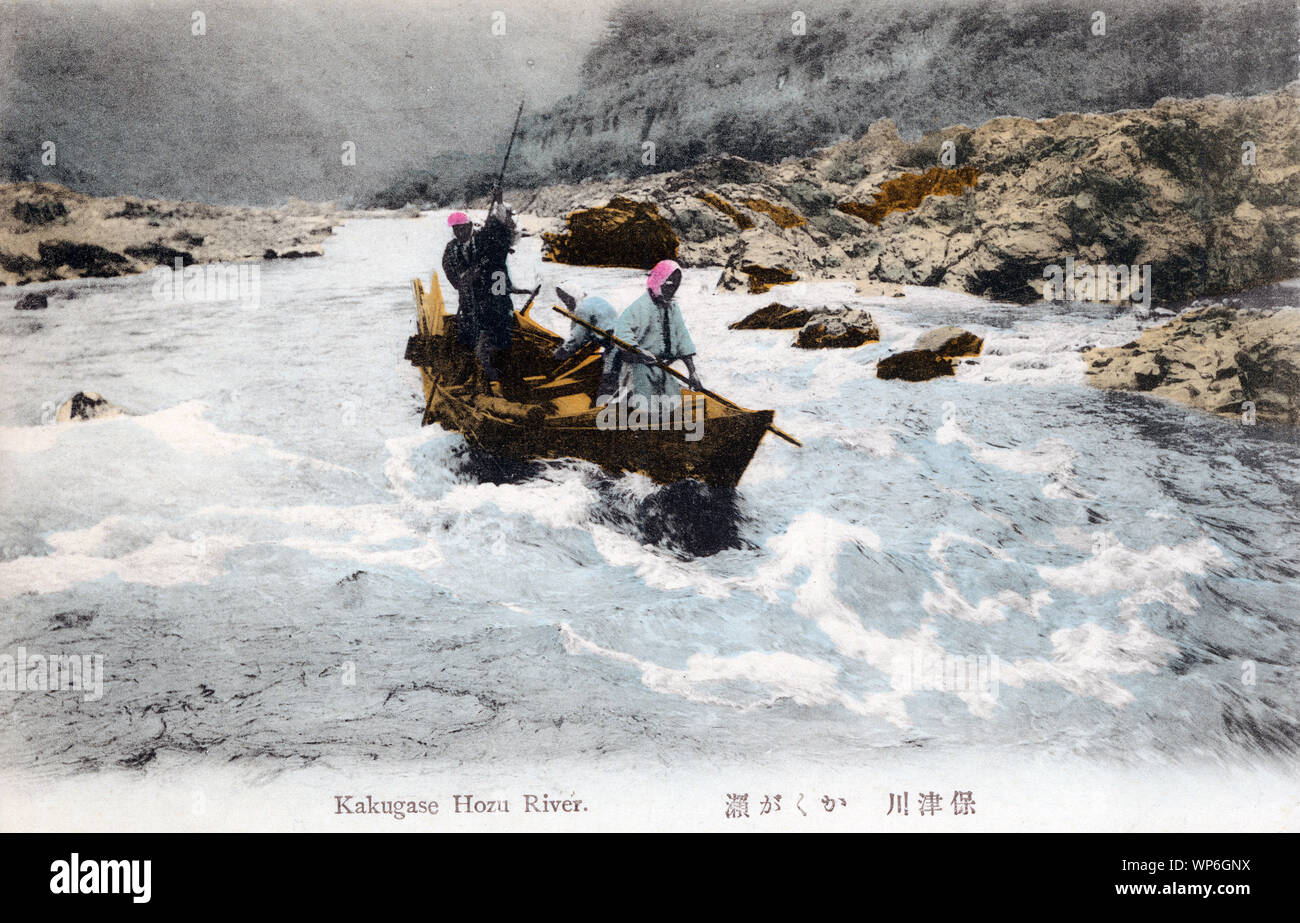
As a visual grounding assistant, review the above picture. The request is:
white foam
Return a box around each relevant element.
[938,413,1086,499]
[559,623,885,717]
[1000,618,1180,707]
[0,533,243,598]
[922,531,1050,623]
[1038,534,1227,617]
[0,423,65,454]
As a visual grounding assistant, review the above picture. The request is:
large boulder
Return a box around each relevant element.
[13,292,48,310]
[876,325,982,379]
[56,391,130,422]
[715,230,818,294]
[877,349,958,381]
[914,326,984,357]
[541,196,679,269]
[729,302,814,330]
[1085,305,1300,423]
[795,309,880,349]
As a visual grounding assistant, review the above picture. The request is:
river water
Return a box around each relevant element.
[2,213,1298,786]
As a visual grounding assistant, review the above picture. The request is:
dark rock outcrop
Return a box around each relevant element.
[13,291,48,310]
[795,309,881,349]
[37,241,129,277]
[914,326,985,357]
[729,303,814,330]
[877,326,981,379]
[877,349,959,381]
[124,242,196,267]
[12,199,67,225]
[542,195,679,269]
[731,302,880,348]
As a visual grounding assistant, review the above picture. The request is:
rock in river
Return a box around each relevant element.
[729,302,814,330]
[795,308,881,349]
[877,326,982,380]
[1085,305,1300,424]
[876,349,958,381]
[56,392,130,422]
[542,196,679,269]
[14,292,48,310]
[914,326,984,358]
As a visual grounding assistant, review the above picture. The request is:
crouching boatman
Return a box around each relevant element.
[553,279,622,398]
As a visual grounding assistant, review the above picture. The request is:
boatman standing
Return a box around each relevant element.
[613,259,703,399]
[441,212,478,379]
[553,279,623,399]
[463,188,530,398]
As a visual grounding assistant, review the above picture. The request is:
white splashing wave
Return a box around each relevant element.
[563,510,1188,724]
[1038,533,1228,618]
[937,412,1086,499]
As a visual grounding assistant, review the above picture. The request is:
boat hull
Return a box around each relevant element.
[406,275,773,488]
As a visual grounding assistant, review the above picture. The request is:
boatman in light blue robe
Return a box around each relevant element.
[553,279,622,398]
[612,260,703,400]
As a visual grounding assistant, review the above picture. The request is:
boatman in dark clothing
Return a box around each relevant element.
[441,211,477,350]
[463,187,530,398]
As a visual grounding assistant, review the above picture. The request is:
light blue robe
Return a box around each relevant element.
[555,295,619,358]
[613,292,697,398]
[556,295,622,397]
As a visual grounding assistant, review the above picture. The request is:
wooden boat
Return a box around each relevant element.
[403,272,776,488]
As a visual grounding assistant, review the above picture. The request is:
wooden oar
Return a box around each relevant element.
[516,285,542,316]
[550,304,802,447]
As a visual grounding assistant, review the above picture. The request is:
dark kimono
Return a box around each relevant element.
[441,237,477,348]
[463,212,516,351]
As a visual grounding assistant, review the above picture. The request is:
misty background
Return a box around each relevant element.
[1,0,1295,206]
[0,0,621,203]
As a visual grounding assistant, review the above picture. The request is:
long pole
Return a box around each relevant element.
[550,305,802,447]
[495,99,525,194]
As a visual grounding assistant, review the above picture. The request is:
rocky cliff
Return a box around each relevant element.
[526,83,1300,305]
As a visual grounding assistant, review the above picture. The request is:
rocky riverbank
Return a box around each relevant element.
[1085,304,1300,424]
[1,182,341,288]
[524,83,1300,306]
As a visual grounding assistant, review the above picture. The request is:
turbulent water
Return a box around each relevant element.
[2,213,1299,779]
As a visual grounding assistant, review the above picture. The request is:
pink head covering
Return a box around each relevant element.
[647,259,681,297]
[447,212,470,227]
